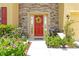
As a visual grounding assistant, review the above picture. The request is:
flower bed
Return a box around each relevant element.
[0,24,30,56]
[0,37,29,56]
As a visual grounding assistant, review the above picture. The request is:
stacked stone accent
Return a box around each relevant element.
[19,3,59,36]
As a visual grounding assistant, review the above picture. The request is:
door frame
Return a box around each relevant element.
[28,12,50,38]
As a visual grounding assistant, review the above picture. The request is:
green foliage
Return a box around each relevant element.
[12,27,22,38]
[0,24,23,39]
[63,18,75,47]
[0,24,20,38]
[64,20,74,39]
[45,34,75,48]
[0,24,14,37]
[62,37,75,47]
[0,37,29,56]
[45,17,75,48]
[45,35,61,48]
[0,24,29,56]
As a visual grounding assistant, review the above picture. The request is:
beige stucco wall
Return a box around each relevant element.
[11,4,19,26]
[0,3,19,26]
[59,3,64,31]
[64,3,79,23]
[70,12,79,40]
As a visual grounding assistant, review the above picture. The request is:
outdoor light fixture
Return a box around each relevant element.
[66,14,70,20]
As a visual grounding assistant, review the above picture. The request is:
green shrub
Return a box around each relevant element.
[45,34,75,48]
[0,37,29,56]
[0,24,22,38]
[0,24,28,41]
[0,24,14,37]
[63,37,75,47]
[0,24,29,56]
[45,35,61,48]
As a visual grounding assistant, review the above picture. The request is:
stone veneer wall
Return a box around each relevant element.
[19,3,59,36]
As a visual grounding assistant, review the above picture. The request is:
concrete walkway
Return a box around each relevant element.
[27,38,79,58]
[27,38,50,56]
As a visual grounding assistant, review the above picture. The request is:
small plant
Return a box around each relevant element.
[0,24,28,41]
[63,15,75,47]
[0,37,29,56]
[0,24,14,37]
[45,34,61,48]
[49,36,61,48]
[45,34,75,48]
[64,15,75,40]
[0,24,29,56]
[64,20,74,39]
[62,37,75,48]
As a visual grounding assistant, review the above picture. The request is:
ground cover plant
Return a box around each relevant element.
[0,24,29,56]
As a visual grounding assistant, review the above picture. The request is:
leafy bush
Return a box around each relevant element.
[0,24,25,39]
[0,24,29,56]
[0,24,21,38]
[62,37,75,47]
[0,37,29,56]
[45,35,61,48]
[0,24,14,37]
[45,34,75,48]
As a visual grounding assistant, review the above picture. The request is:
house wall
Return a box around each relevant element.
[19,3,59,37]
[0,3,19,26]
[64,3,79,23]
[58,3,64,31]
[70,12,79,40]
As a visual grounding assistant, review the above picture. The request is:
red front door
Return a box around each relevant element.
[34,15,43,36]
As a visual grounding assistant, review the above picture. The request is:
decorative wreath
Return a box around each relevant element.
[35,16,41,23]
